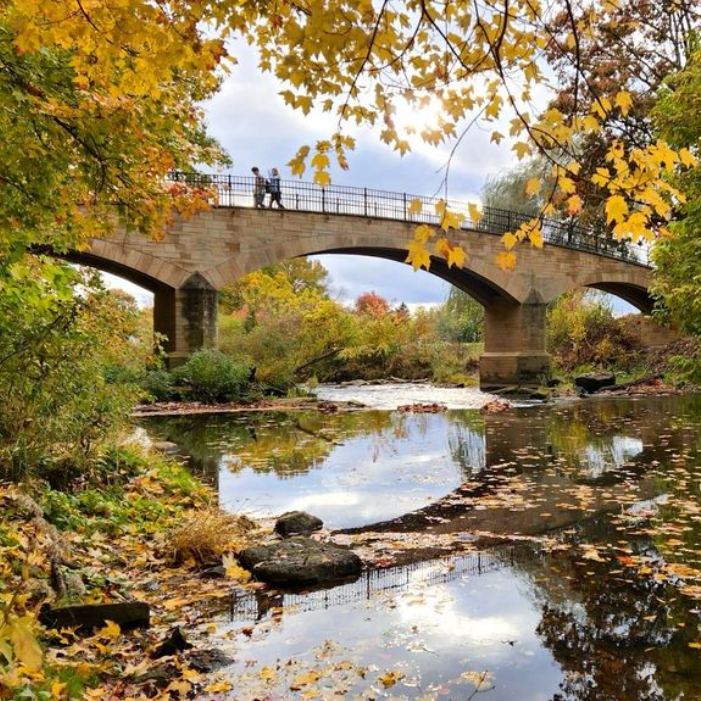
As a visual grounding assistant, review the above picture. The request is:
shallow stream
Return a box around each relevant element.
[140,388,701,700]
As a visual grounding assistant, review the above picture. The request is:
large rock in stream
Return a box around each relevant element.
[239,537,362,586]
[574,373,616,393]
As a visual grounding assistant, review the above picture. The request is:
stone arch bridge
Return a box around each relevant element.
[57,174,655,389]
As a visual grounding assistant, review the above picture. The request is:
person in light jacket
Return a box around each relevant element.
[268,167,284,209]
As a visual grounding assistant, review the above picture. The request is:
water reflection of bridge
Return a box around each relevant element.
[228,546,522,623]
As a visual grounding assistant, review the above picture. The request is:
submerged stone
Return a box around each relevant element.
[239,537,362,586]
[274,511,323,537]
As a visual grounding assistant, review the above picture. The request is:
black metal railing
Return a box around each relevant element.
[170,172,650,267]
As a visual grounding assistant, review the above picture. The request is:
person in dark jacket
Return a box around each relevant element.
[251,166,266,208]
[268,167,284,209]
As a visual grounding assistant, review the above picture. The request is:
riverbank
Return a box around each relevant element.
[0,444,268,698]
[132,396,365,418]
[132,373,690,419]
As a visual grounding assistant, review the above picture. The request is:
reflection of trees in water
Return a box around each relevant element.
[446,411,486,477]
[140,394,701,498]
[512,517,701,701]
[535,396,701,482]
[143,411,408,479]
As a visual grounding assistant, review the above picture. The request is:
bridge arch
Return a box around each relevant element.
[58,239,190,292]
[206,230,532,306]
[542,268,654,313]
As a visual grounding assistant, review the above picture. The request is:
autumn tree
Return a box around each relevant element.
[541,0,700,231]
[434,289,484,343]
[650,51,701,337]
[220,259,330,314]
[219,263,354,387]
[3,0,698,280]
[355,291,391,317]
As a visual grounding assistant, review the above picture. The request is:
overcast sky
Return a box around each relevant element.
[104,43,636,314]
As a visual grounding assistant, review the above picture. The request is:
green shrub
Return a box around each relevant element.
[173,350,250,402]
[140,368,177,402]
[666,351,701,386]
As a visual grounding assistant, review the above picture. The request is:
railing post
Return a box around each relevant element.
[322,187,326,213]
[228,174,232,206]
[364,188,367,217]
[403,192,407,221]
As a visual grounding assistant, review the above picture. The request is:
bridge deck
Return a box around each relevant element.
[172,172,651,267]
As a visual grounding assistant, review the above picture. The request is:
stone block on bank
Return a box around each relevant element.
[39,601,150,631]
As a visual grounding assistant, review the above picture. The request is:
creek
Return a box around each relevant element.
[140,389,701,700]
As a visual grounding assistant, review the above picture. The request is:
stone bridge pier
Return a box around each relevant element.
[153,273,218,366]
[480,292,550,389]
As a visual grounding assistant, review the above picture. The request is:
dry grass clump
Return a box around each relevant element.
[169,507,257,565]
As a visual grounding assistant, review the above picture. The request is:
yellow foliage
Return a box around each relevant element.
[405,240,431,271]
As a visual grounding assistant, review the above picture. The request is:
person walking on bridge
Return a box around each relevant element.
[268,167,284,209]
[251,167,266,208]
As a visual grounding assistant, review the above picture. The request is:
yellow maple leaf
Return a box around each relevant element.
[502,231,517,250]
[414,224,433,244]
[51,681,67,699]
[440,208,464,232]
[97,620,121,641]
[447,246,467,268]
[529,227,543,249]
[525,178,540,196]
[566,195,583,214]
[407,198,422,215]
[378,670,405,688]
[292,670,321,688]
[223,553,251,582]
[559,177,576,194]
[405,241,431,271]
[259,665,277,681]
[310,152,330,171]
[679,148,698,168]
[513,142,531,160]
[205,680,233,693]
[605,195,628,224]
[490,131,504,145]
[313,171,331,187]
[583,115,600,133]
[7,616,43,671]
[434,238,451,258]
[485,95,502,120]
[496,251,516,271]
[468,202,483,223]
[615,91,633,116]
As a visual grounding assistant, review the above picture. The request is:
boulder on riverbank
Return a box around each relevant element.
[274,511,323,537]
[239,537,362,586]
[574,373,616,393]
